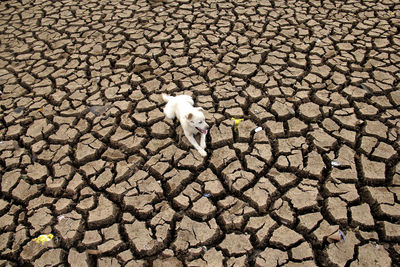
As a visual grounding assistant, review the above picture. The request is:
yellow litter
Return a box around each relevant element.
[231,118,244,131]
[33,234,54,245]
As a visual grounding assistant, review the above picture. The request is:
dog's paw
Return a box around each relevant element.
[198,149,207,157]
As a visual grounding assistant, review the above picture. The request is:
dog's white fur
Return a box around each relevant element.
[162,94,209,156]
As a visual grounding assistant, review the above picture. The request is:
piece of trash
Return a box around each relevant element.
[204,193,211,198]
[331,160,341,167]
[96,77,100,82]
[338,230,346,242]
[327,229,346,243]
[89,105,110,116]
[254,127,262,133]
[14,107,24,113]
[57,215,68,222]
[33,234,54,245]
[231,117,244,131]
[288,107,295,114]
[316,39,321,43]
[36,108,43,112]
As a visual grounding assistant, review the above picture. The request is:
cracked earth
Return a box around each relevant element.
[0,0,400,266]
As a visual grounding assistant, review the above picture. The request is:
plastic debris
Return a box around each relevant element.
[57,215,68,222]
[331,160,341,167]
[338,229,346,242]
[231,117,244,131]
[204,193,211,198]
[288,107,295,114]
[33,234,54,245]
[254,127,262,133]
[36,107,43,112]
[316,39,321,43]
[327,229,346,243]
[89,104,111,116]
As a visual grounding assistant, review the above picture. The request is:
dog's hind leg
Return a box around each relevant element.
[180,95,194,105]
[163,102,176,119]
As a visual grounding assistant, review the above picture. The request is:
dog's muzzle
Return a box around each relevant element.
[196,127,208,134]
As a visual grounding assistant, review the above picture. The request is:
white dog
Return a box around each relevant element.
[162,94,209,156]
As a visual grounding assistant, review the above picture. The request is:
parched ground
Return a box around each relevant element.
[0,0,400,266]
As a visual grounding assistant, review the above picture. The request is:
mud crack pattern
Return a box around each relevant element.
[0,0,400,266]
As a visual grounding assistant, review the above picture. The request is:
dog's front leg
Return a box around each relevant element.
[200,133,206,149]
[184,131,207,157]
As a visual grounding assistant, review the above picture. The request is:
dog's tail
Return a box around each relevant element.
[162,93,172,102]
[162,94,176,119]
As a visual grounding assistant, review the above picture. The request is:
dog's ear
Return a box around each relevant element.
[187,113,193,120]
[196,107,204,111]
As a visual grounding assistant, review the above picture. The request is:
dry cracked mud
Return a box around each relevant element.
[0,0,400,266]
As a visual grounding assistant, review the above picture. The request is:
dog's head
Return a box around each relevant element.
[186,108,209,134]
